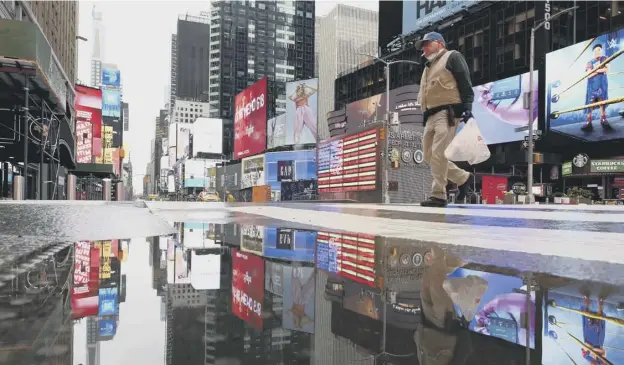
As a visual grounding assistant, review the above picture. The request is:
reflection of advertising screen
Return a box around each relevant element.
[72,243,100,319]
[282,265,315,334]
[175,247,190,284]
[547,31,624,141]
[263,228,316,262]
[343,282,382,320]
[265,261,284,296]
[190,250,221,290]
[241,225,263,256]
[317,128,378,193]
[445,268,535,348]
[167,238,175,260]
[95,241,112,280]
[98,317,117,337]
[469,71,538,145]
[98,287,119,316]
[316,231,375,287]
[543,282,624,364]
[184,223,219,249]
[234,77,267,159]
[284,78,319,146]
[159,236,168,251]
[231,249,264,329]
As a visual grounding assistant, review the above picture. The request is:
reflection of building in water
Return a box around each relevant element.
[86,317,100,365]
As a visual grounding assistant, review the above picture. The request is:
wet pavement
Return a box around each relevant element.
[0,201,623,364]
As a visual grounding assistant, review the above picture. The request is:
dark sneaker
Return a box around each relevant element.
[581,121,593,131]
[421,197,448,207]
[601,115,613,130]
[455,173,474,203]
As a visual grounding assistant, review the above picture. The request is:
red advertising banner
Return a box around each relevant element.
[72,242,101,319]
[75,85,103,139]
[234,77,267,159]
[481,175,508,204]
[231,248,264,329]
[76,120,93,163]
[316,231,376,287]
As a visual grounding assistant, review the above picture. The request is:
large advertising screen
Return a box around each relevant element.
[316,231,376,287]
[98,316,117,339]
[103,115,122,148]
[241,154,266,189]
[174,246,190,284]
[402,1,481,36]
[231,249,264,330]
[102,66,121,88]
[176,123,193,160]
[265,150,316,194]
[446,268,535,348]
[282,265,315,334]
[543,281,624,364]
[269,78,318,148]
[263,228,316,262]
[241,224,263,256]
[183,160,207,188]
[75,85,102,139]
[470,71,538,145]
[102,88,121,118]
[234,77,267,159]
[318,128,378,193]
[546,31,624,141]
[76,120,93,163]
[71,242,100,319]
[193,118,223,155]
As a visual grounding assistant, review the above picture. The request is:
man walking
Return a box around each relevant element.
[415,32,474,207]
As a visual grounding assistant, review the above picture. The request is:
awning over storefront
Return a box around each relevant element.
[71,163,115,178]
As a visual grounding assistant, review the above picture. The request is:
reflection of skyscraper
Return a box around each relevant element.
[86,317,101,365]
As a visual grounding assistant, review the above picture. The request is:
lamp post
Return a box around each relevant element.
[527,6,577,203]
[356,53,420,204]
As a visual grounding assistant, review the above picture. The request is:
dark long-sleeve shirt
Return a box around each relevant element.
[445,51,474,112]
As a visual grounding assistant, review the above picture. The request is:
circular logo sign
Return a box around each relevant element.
[414,150,424,164]
[424,252,433,266]
[573,153,588,168]
[390,148,400,162]
[412,253,423,267]
[512,182,526,194]
[400,253,410,267]
[402,149,412,163]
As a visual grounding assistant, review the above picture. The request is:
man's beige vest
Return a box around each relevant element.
[418,49,462,112]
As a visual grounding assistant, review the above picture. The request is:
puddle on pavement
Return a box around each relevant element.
[0,223,623,365]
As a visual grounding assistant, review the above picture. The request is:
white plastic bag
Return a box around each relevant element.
[444,118,491,165]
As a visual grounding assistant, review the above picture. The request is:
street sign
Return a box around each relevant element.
[524,134,540,142]
[522,140,529,149]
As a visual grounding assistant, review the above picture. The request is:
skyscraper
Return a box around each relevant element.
[91,5,105,88]
[175,14,211,101]
[317,5,378,140]
[207,1,316,120]
[169,34,178,115]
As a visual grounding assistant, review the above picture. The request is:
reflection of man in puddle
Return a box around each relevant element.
[288,267,315,329]
[581,292,607,364]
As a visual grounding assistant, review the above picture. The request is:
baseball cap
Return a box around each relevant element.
[414,32,446,50]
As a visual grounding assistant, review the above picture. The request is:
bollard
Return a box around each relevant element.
[66,174,76,200]
[115,182,124,201]
[12,175,25,200]
[102,179,112,201]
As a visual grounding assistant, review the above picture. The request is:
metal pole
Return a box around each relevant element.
[22,77,29,199]
[527,28,535,204]
[383,63,390,204]
[39,106,44,200]
[525,272,532,365]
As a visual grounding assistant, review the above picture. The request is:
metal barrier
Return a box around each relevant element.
[66,174,76,200]
[115,182,124,201]
[12,175,25,200]
[76,176,103,200]
[102,179,112,201]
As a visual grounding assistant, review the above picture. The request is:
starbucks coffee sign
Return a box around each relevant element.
[590,160,624,173]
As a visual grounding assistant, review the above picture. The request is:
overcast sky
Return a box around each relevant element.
[77,1,378,194]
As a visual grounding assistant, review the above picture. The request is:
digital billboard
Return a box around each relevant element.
[470,71,538,145]
[446,268,535,348]
[241,224,263,256]
[76,120,93,163]
[232,248,264,329]
[71,242,100,319]
[318,128,378,193]
[546,31,624,141]
[193,118,223,156]
[281,179,318,201]
[241,154,266,189]
[316,231,376,287]
[102,66,121,88]
[263,228,316,262]
[543,281,624,364]
[282,265,315,334]
[269,78,318,148]
[265,150,316,194]
[234,77,267,159]
[265,261,284,296]
[183,160,208,188]
[102,88,121,118]
[402,1,482,36]
[75,85,102,139]
[103,115,122,148]
[176,123,193,160]
[98,287,118,316]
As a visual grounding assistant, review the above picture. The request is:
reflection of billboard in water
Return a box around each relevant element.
[241,225,263,256]
[543,282,624,364]
[232,249,264,330]
[547,30,624,141]
[282,265,315,334]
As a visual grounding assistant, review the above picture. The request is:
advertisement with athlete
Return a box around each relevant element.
[234,77,267,159]
[547,30,624,141]
[231,248,265,330]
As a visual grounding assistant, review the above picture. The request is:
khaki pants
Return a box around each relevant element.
[423,110,470,200]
